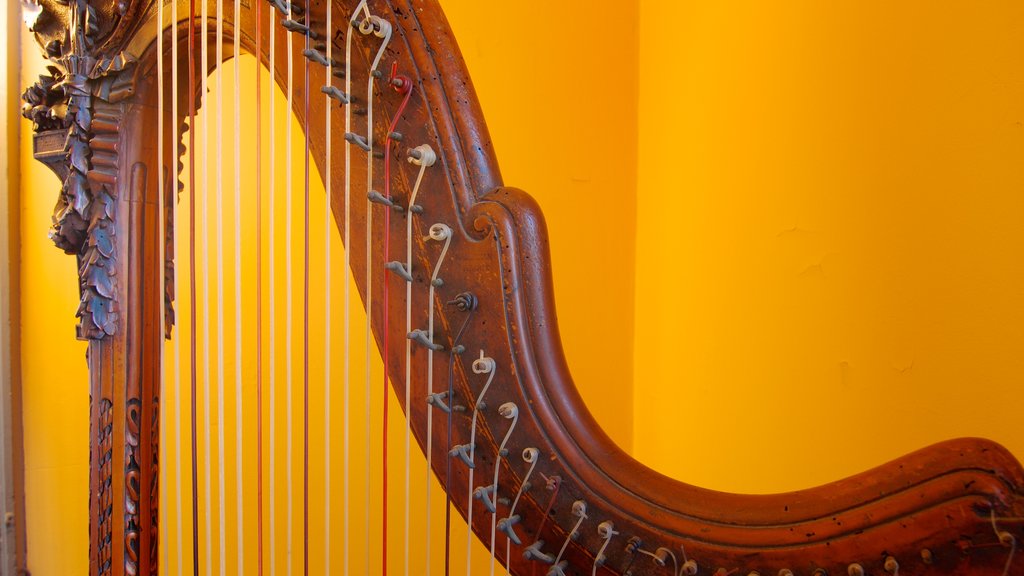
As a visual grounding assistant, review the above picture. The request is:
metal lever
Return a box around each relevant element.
[282,19,319,39]
[524,541,555,564]
[408,330,444,352]
[385,262,413,283]
[474,484,497,513]
[450,444,475,469]
[321,85,349,104]
[497,515,523,545]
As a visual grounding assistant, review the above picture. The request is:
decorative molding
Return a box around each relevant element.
[97,396,113,576]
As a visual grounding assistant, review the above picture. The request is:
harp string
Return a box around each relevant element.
[505,448,541,576]
[323,1,334,575]
[382,64,414,576]
[255,0,265,573]
[199,0,212,572]
[156,4,524,575]
[170,0,183,570]
[412,151,442,575]
[342,6,368,576]
[359,14,394,574]
[488,403,519,576]
[156,0,166,571]
[422,214,440,576]
[302,0,312,573]
[215,0,227,573]
[268,4,279,574]
[186,0,200,572]
[233,0,245,573]
[285,3,295,573]
[444,310,476,576]
[990,510,1019,576]
[591,522,618,576]
[465,353,497,576]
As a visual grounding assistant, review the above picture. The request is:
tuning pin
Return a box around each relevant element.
[625,536,642,555]
[498,515,523,544]
[499,402,518,419]
[408,144,437,167]
[344,132,370,152]
[357,15,391,39]
[282,19,319,39]
[449,443,475,468]
[473,485,497,513]
[524,541,555,564]
[385,261,413,283]
[427,223,451,242]
[594,521,617,568]
[653,547,671,566]
[472,351,495,374]
[368,190,401,210]
[408,330,444,352]
[302,48,337,67]
[426,391,452,413]
[448,292,478,312]
[269,0,303,17]
[321,85,349,104]
[572,500,588,518]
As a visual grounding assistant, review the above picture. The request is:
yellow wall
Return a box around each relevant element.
[633,1,1024,494]
[18,33,92,576]
[443,2,639,448]
[16,1,1024,575]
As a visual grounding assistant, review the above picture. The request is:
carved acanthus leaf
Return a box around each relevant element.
[23,0,138,340]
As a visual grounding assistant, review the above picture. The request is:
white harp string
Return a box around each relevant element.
[215,1,227,574]
[199,0,212,568]
[155,1,166,572]
[170,0,183,571]
[268,3,279,573]
[467,354,497,576]
[362,12,393,571]
[324,1,335,575]
[489,404,520,576]
[286,1,295,572]
[342,5,367,575]
[424,213,449,574]
[505,448,540,576]
[233,0,245,572]
[403,160,434,576]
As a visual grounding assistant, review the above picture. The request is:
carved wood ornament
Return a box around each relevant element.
[21,1,1024,575]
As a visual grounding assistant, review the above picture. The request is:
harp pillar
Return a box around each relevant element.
[23,2,166,573]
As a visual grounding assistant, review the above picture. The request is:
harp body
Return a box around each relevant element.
[19,0,1024,575]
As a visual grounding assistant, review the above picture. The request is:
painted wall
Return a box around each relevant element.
[633,1,1024,494]
[17,0,1024,575]
[18,31,93,576]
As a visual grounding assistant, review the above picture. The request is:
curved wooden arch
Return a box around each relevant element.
[21,1,1024,575]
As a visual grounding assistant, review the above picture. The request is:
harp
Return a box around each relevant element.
[19,1,1024,575]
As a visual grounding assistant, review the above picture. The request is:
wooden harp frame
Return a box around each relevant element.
[19,0,1024,575]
